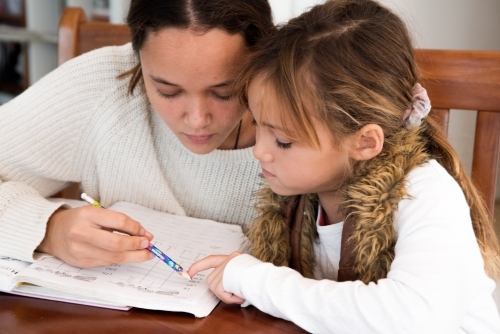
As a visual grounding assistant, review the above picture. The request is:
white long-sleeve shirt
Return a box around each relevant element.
[224,160,500,333]
[0,43,262,262]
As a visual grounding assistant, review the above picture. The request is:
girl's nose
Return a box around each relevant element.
[185,98,211,129]
[252,133,273,162]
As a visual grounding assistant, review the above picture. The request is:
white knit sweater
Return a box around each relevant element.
[224,160,500,333]
[0,44,262,262]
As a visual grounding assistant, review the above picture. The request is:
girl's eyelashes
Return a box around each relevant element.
[156,90,231,101]
[156,89,179,99]
[252,119,291,149]
[275,139,292,149]
[214,93,232,101]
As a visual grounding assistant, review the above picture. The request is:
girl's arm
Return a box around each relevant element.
[0,45,152,265]
[190,164,499,333]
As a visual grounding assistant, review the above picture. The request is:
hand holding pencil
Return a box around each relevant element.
[81,193,191,280]
[37,196,155,268]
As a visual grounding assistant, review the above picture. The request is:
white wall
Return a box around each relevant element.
[109,0,130,24]
[271,0,500,49]
[380,0,500,51]
[270,0,500,196]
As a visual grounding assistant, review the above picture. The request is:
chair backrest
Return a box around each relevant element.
[55,8,500,221]
[417,49,500,220]
[58,7,131,66]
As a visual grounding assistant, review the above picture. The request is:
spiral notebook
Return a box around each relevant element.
[0,201,244,317]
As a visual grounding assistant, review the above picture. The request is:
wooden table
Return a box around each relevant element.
[0,292,307,333]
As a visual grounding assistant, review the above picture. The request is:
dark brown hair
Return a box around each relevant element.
[238,0,500,278]
[120,0,275,95]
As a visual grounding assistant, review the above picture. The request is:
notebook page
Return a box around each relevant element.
[0,257,30,291]
[14,202,245,317]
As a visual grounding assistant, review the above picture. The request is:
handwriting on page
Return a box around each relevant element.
[20,202,244,303]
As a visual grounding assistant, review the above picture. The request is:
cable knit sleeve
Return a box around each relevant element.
[222,161,500,333]
[0,44,136,262]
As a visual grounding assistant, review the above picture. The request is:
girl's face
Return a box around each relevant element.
[249,77,351,197]
[140,28,247,154]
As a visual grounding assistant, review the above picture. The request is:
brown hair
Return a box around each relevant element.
[119,0,275,95]
[238,0,500,278]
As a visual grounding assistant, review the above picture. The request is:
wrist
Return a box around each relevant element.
[37,207,67,254]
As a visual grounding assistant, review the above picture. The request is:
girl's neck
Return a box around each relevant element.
[317,191,344,225]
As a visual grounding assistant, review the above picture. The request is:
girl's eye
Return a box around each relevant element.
[156,90,179,99]
[214,93,232,101]
[275,139,292,149]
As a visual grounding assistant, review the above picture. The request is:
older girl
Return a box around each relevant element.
[189,0,500,332]
[0,0,273,267]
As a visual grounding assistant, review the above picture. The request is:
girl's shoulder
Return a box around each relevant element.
[405,159,463,197]
[395,159,471,234]
[59,42,137,79]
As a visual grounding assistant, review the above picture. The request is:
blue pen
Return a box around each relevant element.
[81,193,191,281]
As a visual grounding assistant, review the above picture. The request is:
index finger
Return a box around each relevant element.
[187,255,228,278]
[84,206,153,239]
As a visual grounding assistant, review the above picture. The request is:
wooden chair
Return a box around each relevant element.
[53,7,130,199]
[55,8,500,225]
[417,49,500,221]
[58,7,130,66]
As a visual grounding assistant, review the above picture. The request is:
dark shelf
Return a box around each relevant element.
[0,82,24,95]
[0,13,25,26]
[0,1,27,97]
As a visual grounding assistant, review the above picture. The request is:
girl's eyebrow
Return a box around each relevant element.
[248,107,284,131]
[150,75,232,88]
[261,121,284,131]
[151,76,179,87]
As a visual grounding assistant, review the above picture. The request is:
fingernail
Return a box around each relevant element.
[140,239,149,248]
[148,252,155,260]
[145,231,154,239]
[139,228,145,236]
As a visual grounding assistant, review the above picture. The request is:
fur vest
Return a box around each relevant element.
[246,128,430,284]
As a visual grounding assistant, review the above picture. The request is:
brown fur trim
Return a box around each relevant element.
[247,187,292,267]
[340,127,430,283]
[299,194,319,278]
[247,187,319,278]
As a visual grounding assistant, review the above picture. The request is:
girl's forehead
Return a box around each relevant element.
[141,28,247,89]
[248,77,281,119]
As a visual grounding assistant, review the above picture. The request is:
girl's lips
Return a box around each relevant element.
[261,168,275,178]
[185,134,214,144]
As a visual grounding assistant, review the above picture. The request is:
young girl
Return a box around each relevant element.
[188,0,500,332]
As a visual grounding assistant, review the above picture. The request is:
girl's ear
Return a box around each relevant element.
[348,124,384,161]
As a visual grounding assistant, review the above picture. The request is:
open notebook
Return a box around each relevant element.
[0,200,245,317]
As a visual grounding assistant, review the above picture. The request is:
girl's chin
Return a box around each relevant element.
[266,183,296,197]
[183,141,218,155]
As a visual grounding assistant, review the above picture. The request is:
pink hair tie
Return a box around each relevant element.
[403,83,431,127]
